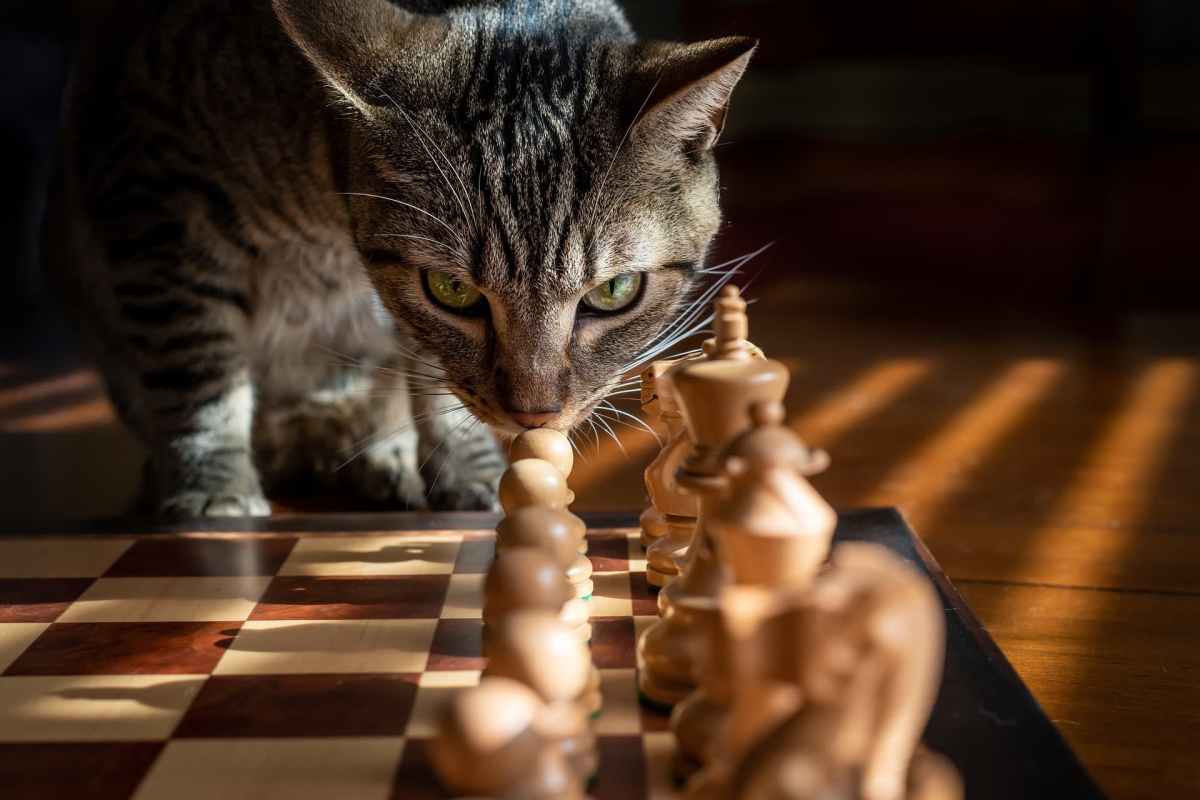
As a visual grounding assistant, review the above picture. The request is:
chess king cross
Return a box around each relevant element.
[432,286,962,800]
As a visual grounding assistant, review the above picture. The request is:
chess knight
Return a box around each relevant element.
[688,544,962,800]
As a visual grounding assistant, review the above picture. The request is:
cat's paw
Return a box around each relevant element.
[427,479,500,512]
[343,445,429,511]
[160,491,271,519]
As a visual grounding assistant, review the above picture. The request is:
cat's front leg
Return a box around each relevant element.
[148,371,271,519]
[413,392,505,511]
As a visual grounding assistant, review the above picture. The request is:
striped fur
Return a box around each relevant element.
[49,0,755,517]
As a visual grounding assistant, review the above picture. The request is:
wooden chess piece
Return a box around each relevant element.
[510,428,576,504]
[497,506,594,600]
[728,543,958,800]
[431,676,585,800]
[640,360,699,553]
[499,458,570,512]
[500,452,588,555]
[484,611,601,775]
[484,546,591,642]
[683,585,808,800]
[643,359,701,586]
[662,287,792,782]
[638,285,789,725]
[712,399,834,588]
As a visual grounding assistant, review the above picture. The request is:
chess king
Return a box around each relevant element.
[637,287,790,751]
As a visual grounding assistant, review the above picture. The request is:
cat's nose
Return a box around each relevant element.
[508,407,562,429]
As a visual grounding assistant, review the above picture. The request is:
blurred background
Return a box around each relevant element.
[1,2,1199,797]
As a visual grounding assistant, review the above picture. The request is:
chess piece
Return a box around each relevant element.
[500,454,588,555]
[432,676,585,800]
[484,611,601,774]
[638,285,788,720]
[497,506,594,599]
[500,458,570,512]
[485,546,591,641]
[510,428,576,504]
[683,585,809,800]
[640,360,699,552]
[728,544,957,800]
[642,360,701,586]
[681,401,835,795]
[662,286,791,779]
[712,400,834,588]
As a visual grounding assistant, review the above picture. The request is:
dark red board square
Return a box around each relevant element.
[0,742,163,800]
[592,736,647,800]
[105,537,297,577]
[391,738,448,799]
[590,617,637,669]
[586,534,630,572]
[0,578,93,622]
[427,619,484,671]
[453,539,495,574]
[250,575,449,620]
[175,673,420,737]
[629,572,658,617]
[4,621,238,675]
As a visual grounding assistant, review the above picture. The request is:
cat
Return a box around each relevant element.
[47,0,756,518]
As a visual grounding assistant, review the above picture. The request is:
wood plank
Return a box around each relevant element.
[958,581,1200,800]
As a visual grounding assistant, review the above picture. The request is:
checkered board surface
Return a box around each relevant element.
[0,526,677,800]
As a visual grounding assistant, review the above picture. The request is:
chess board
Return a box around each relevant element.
[0,510,1104,800]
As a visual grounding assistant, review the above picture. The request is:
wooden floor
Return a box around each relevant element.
[2,277,1199,798]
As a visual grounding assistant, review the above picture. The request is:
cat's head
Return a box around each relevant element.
[275,0,756,435]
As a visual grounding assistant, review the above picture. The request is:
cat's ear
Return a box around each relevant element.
[628,37,758,153]
[272,0,446,114]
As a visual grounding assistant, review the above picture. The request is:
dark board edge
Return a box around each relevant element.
[898,509,1108,798]
[0,510,640,537]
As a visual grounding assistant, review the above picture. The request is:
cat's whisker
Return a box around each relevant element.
[637,247,763,359]
[591,411,628,458]
[565,428,585,461]
[374,234,461,255]
[335,403,466,472]
[629,324,715,373]
[317,346,449,390]
[341,192,469,251]
[599,400,661,444]
[585,417,602,456]
[589,75,661,226]
[380,90,478,235]
[388,342,451,377]
[425,415,481,495]
[633,243,772,365]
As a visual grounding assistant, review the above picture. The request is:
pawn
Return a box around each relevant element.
[500,456,588,555]
[497,506,594,599]
[510,429,576,503]
[484,611,602,772]
[485,546,591,642]
[432,676,585,800]
[500,458,570,512]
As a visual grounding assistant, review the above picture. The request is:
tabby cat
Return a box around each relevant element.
[49,0,756,517]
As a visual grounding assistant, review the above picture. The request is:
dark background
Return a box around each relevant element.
[4,0,1200,333]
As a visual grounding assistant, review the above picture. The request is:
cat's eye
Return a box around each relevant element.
[582,273,643,314]
[425,270,484,314]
